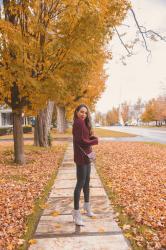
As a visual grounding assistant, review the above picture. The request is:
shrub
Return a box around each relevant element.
[0,127,12,136]
[23,126,32,133]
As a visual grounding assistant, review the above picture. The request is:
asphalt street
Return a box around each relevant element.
[101,126,166,144]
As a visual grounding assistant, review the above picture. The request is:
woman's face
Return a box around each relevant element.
[76,107,88,120]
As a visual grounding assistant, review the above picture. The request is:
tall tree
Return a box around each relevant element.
[0,0,130,163]
[121,101,129,124]
[95,111,103,125]
[141,98,157,124]
[105,107,119,125]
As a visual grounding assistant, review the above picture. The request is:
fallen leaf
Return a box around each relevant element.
[50,211,60,216]
[28,239,37,244]
[123,224,131,230]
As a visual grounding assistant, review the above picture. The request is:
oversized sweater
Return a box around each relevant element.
[72,117,98,165]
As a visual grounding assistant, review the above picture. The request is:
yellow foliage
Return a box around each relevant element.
[0,0,130,114]
[28,239,37,244]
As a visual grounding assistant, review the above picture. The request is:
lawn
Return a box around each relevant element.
[51,127,136,138]
[0,127,136,140]
[95,142,166,250]
[0,143,67,250]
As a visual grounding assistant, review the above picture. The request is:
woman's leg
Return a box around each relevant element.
[74,164,87,210]
[83,163,91,202]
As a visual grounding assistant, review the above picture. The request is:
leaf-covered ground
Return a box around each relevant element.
[0,144,66,250]
[95,142,166,250]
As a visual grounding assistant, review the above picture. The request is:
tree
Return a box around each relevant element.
[155,96,166,126]
[121,101,129,124]
[51,0,130,132]
[0,0,36,164]
[141,98,157,124]
[114,6,166,64]
[105,107,119,125]
[0,0,130,163]
[95,111,103,125]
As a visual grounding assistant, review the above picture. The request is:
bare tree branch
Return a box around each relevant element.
[130,8,151,56]
[114,27,132,55]
[139,26,166,42]
[113,6,166,64]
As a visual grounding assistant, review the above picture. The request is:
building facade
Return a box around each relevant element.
[0,106,32,128]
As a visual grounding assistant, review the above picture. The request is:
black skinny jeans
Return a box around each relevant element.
[74,163,91,210]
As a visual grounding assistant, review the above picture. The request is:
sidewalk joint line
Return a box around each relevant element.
[34,231,123,238]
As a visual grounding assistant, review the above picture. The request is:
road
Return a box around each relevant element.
[0,127,165,144]
[101,126,166,144]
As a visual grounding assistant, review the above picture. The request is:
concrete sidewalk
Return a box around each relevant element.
[29,143,131,250]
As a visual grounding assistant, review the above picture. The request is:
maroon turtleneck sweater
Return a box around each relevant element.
[72,117,98,165]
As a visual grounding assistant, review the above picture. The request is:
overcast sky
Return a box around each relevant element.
[95,0,166,113]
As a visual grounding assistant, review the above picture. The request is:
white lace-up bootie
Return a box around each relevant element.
[83,202,95,217]
[72,209,85,226]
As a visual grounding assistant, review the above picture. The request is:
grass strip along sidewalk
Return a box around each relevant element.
[95,142,166,250]
[0,143,67,250]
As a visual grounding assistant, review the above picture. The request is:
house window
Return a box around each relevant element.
[1,113,13,126]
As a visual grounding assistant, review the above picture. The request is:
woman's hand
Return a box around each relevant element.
[89,135,98,140]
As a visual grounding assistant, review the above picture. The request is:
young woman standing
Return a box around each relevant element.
[72,104,98,226]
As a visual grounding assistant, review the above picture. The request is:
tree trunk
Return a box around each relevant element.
[56,105,67,133]
[47,101,55,130]
[34,111,48,147]
[34,101,54,147]
[13,111,25,165]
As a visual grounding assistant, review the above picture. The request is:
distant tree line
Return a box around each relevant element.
[95,95,166,126]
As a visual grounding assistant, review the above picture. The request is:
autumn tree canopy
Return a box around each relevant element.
[0,0,130,163]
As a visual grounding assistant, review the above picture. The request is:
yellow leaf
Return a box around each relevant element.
[124,233,132,239]
[39,203,50,209]
[54,223,61,228]
[98,227,105,232]
[50,210,60,216]
[91,216,97,219]
[7,244,14,250]
[123,224,131,230]
[29,239,37,244]
[18,239,25,245]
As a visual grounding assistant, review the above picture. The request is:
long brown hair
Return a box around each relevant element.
[73,104,93,136]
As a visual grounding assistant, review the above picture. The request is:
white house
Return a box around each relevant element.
[0,106,32,128]
[0,108,13,127]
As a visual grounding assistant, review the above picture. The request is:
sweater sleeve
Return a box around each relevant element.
[73,119,98,147]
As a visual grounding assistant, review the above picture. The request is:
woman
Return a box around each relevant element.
[72,104,98,226]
